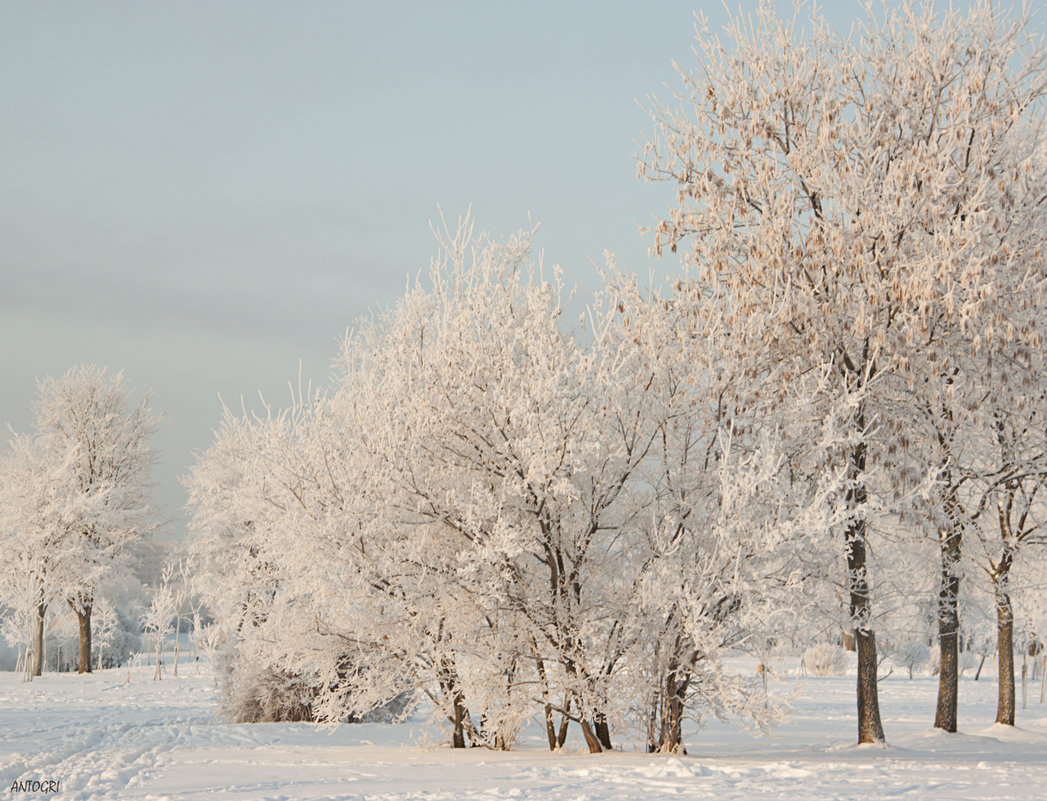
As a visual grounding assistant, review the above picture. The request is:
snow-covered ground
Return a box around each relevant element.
[3,660,1047,800]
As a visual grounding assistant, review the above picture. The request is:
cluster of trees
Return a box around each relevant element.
[185,216,856,751]
[184,0,1047,751]
[636,0,1047,740]
[0,366,159,676]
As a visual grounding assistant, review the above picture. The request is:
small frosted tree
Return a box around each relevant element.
[92,596,119,671]
[142,570,174,681]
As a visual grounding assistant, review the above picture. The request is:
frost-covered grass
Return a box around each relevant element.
[3,659,1047,800]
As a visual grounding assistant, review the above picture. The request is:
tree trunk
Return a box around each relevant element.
[450,691,468,749]
[556,695,571,748]
[846,437,886,745]
[542,703,557,751]
[593,711,612,751]
[934,522,962,732]
[530,637,559,751]
[577,716,604,753]
[173,615,181,678]
[649,658,689,753]
[437,657,469,748]
[855,626,884,743]
[1021,652,1027,710]
[661,675,688,754]
[1039,655,1046,704]
[996,586,1015,725]
[33,603,46,677]
[76,606,92,674]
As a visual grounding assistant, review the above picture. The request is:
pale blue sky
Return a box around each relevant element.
[0,0,1001,535]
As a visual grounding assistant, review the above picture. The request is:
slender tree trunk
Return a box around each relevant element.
[76,606,92,674]
[563,653,603,753]
[996,585,1015,725]
[450,691,468,749]
[530,636,559,751]
[593,711,612,751]
[556,694,571,748]
[648,651,690,754]
[646,688,658,753]
[846,436,886,745]
[934,522,962,732]
[33,603,46,677]
[542,698,556,750]
[173,615,181,678]
[1022,652,1028,710]
[437,657,469,748]
[655,667,689,754]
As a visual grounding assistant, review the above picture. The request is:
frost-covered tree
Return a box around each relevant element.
[0,534,51,679]
[603,271,868,753]
[963,382,1047,725]
[0,430,71,676]
[349,218,671,751]
[185,404,306,716]
[141,573,173,681]
[0,366,159,674]
[639,0,1047,742]
[92,595,119,672]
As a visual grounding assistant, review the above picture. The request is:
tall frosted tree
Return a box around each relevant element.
[0,366,159,674]
[639,1,1047,742]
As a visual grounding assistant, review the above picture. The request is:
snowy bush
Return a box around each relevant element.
[217,646,413,725]
[896,640,931,679]
[219,657,316,724]
[802,643,847,677]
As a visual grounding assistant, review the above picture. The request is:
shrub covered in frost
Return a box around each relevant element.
[896,640,931,679]
[802,643,847,677]
[216,644,412,725]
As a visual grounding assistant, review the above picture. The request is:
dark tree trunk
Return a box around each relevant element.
[542,704,557,751]
[33,603,46,677]
[996,586,1015,725]
[855,626,884,743]
[446,676,470,749]
[846,436,886,744]
[450,705,467,748]
[593,711,612,751]
[556,695,571,748]
[577,716,604,754]
[647,653,690,754]
[934,522,962,732]
[564,655,603,753]
[76,605,92,674]
[656,668,688,754]
[531,639,558,751]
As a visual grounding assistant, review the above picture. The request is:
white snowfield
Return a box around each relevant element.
[2,662,1046,801]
